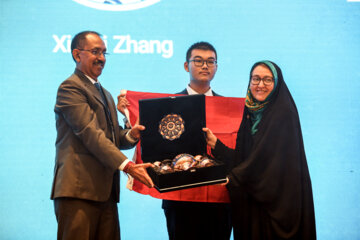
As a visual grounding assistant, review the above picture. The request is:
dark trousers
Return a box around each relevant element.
[163,200,232,240]
[54,197,120,240]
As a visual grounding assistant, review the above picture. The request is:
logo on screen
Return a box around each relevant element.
[73,0,160,11]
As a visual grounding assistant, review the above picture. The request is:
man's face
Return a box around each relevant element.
[72,33,106,80]
[184,49,217,85]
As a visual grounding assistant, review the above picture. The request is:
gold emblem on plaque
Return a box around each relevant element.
[159,114,185,141]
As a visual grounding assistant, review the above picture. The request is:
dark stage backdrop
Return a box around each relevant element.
[0,0,359,239]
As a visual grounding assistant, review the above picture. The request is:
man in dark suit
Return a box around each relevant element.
[51,31,153,240]
[162,42,232,240]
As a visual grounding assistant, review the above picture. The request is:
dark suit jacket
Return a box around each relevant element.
[177,88,222,96]
[51,69,135,202]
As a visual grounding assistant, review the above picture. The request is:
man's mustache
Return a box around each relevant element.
[95,60,104,65]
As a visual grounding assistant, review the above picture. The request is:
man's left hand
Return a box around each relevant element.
[129,119,145,140]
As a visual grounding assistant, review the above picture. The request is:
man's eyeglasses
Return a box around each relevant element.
[250,76,274,86]
[189,58,217,67]
[78,48,109,57]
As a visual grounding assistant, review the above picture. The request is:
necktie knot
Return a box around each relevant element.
[94,82,102,92]
[94,82,106,104]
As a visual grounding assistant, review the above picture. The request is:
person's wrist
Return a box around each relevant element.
[210,138,217,149]
[128,130,138,141]
[123,161,135,174]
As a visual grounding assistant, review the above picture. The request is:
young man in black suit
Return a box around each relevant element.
[162,42,232,240]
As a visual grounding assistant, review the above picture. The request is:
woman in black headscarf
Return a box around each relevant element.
[203,61,316,239]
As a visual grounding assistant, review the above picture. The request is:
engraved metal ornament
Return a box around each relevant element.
[159,114,185,141]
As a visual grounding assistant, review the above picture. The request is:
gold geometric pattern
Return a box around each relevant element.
[159,114,185,141]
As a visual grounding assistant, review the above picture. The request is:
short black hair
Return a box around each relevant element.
[70,31,101,62]
[186,42,217,62]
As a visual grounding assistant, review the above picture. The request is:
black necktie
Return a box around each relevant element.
[94,82,115,142]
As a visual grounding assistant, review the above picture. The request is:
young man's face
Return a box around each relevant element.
[184,49,217,85]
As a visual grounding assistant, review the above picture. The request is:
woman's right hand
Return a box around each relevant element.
[202,127,217,149]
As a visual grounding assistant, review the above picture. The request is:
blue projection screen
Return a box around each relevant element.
[0,1,360,239]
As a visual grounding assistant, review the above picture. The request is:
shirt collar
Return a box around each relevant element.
[186,85,213,96]
[84,74,99,85]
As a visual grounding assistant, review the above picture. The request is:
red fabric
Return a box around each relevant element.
[126,90,245,203]
[123,161,135,174]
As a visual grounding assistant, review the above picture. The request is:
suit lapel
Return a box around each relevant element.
[74,69,118,145]
[74,69,104,105]
[102,87,119,131]
[102,88,119,146]
[75,69,112,110]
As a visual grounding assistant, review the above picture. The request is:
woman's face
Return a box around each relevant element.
[250,65,274,102]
